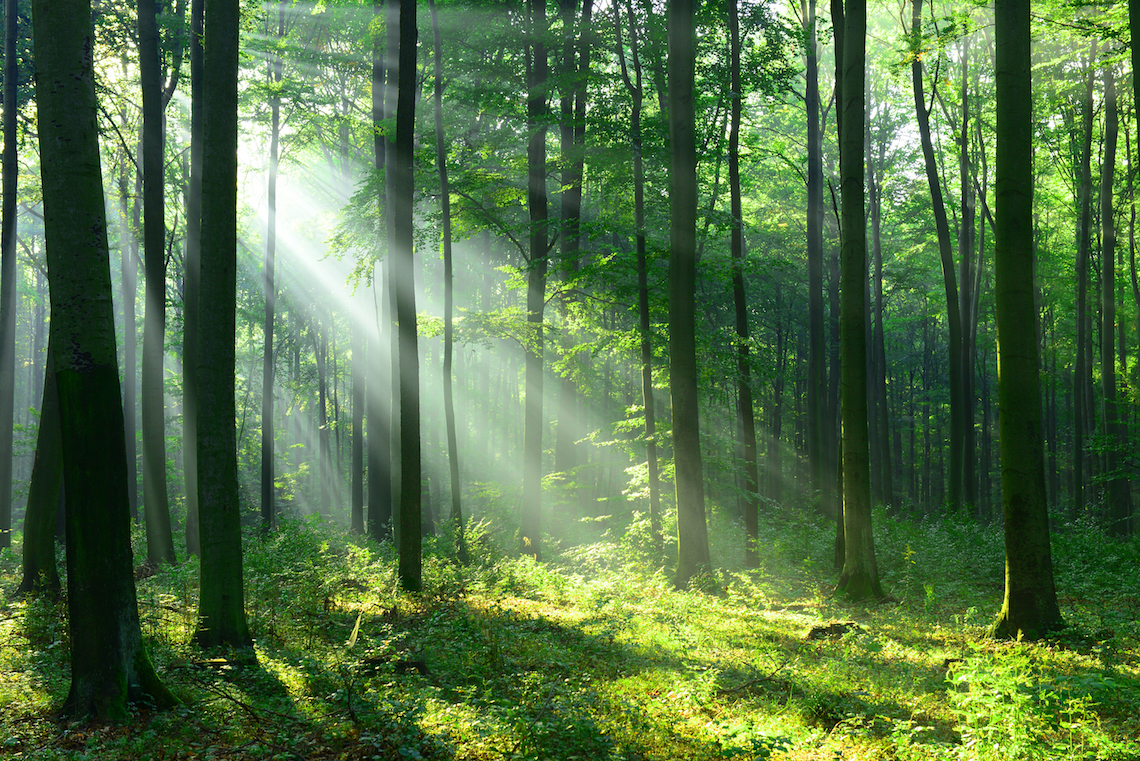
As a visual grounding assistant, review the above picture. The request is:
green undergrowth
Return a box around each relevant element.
[1,508,1138,760]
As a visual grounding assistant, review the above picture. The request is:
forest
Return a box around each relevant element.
[1,0,1139,757]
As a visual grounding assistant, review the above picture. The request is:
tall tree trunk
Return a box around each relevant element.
[728,0,759,568]
[521,0,548,561]
[196,0,253,650]
[804,0,826,513]
[368,1,392,541]
[183,0,204,555]
[990,0,1063,640]
[391,0,421,590]
[139,0,176,564]
[262,1,284,532]
[1100,67,1131,537]
[834,0,882,600]
[32,0,177,715]
[616,0,661,549]
[430,0,466,563]
[1073,44,1095,518]
[911,0,963,513]
[0,0,16,552]
[958,38,978,514]
[866,88,892,509]
[669,0,711,589]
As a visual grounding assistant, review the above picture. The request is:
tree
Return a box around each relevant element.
[183,0,204,556]
[430,0,467,563]
[391,0,421,591]
[989,0,1063,640]
[139,0,177,564]
[196,0,253,650]
[727,0,759,568]
[669,0,711,589]
[262,0,286,532]
[0,0,16,552]
[521,0,548,561]
[615,0,662,550]
[1099,66,1131,537]
[834,0,883,600]
[32,0,177,716]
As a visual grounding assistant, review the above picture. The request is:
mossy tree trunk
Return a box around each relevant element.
[32,0,177,716]
[990,0,1063,641]
[195,0,252,650]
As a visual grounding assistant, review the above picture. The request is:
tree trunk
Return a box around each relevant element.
[1073,44,1095,518]
[911,0,963,513]
[669,0,710,589]
[616,0,661,550]
[1100,67,1131,537]
[196,0,253,650]
[804,0,825,512]
[32,0,177,715]
[0,0,16,552]
[728,0,758,567]
[430,0,466,563]
[183,0,203,556]
[391,0,421,590]
[834,0,882,600]
[17,331,61,597]
[990,0,1063,640]
[521,0,548,561]
[262,2,285,532]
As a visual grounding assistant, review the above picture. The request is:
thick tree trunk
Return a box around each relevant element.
[990,0,1063,640]
[196,0,253,650]
[32,0,177,715]
[668,0,710,589]
[183,0,203,556]
[521,0,548,561]
[834,0,883,600]
[391,0,421,590]
[139,0,176,564]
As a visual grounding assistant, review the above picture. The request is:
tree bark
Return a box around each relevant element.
[804,0,826,513]
[616,0,661,550]
[183,0,204,556]
[990,0,1063,640]
[834,0,883,600]
[1073,44,1095,518]
[430,0,466,563]
[911,0,963,514]
[521,0,548,561]
[391,0,421,590]
[262,1,285,533]
[196,0,253,650]
[668,0,711,589]
[17,330,61,597]
[1100,67,1131,537]
[32,0,177,715]
[0,0,16,552]
[727,0,759,568]
[139,0,176,564]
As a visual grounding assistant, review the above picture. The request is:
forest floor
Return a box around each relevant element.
[1,504,1139,761]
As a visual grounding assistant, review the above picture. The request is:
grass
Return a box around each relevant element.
[1,505,1139,760]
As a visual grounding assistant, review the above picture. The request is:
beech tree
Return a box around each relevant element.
[990,0,1063,640]
[32,0,177,716]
